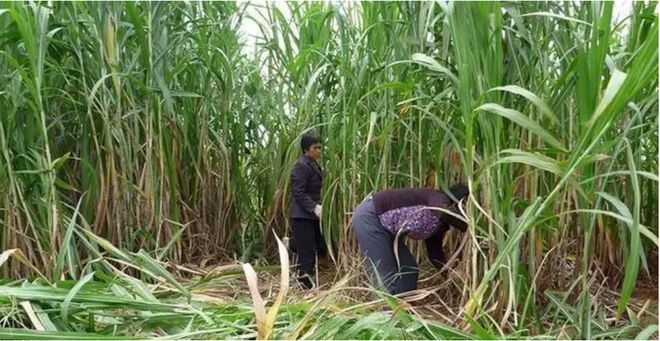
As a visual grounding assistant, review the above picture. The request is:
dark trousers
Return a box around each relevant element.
[351,197,418,294]
[290,218,327,287]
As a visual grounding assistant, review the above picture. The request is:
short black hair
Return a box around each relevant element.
[301,132,321,153]
[444,184,469,204]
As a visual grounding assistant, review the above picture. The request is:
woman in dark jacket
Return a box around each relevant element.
[289,133,327,289]
[351,185,469,294]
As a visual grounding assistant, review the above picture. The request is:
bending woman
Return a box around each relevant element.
[351,185,469,294]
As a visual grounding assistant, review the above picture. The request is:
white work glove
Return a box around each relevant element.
[313,205,322,218]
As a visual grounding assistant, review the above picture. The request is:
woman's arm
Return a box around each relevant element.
[445,210,468,232]
[425,225,448,270]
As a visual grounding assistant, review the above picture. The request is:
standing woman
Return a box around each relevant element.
[351,185,469,294]
[289,132,327,289]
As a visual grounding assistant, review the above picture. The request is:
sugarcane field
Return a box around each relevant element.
[0,1,659,340]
